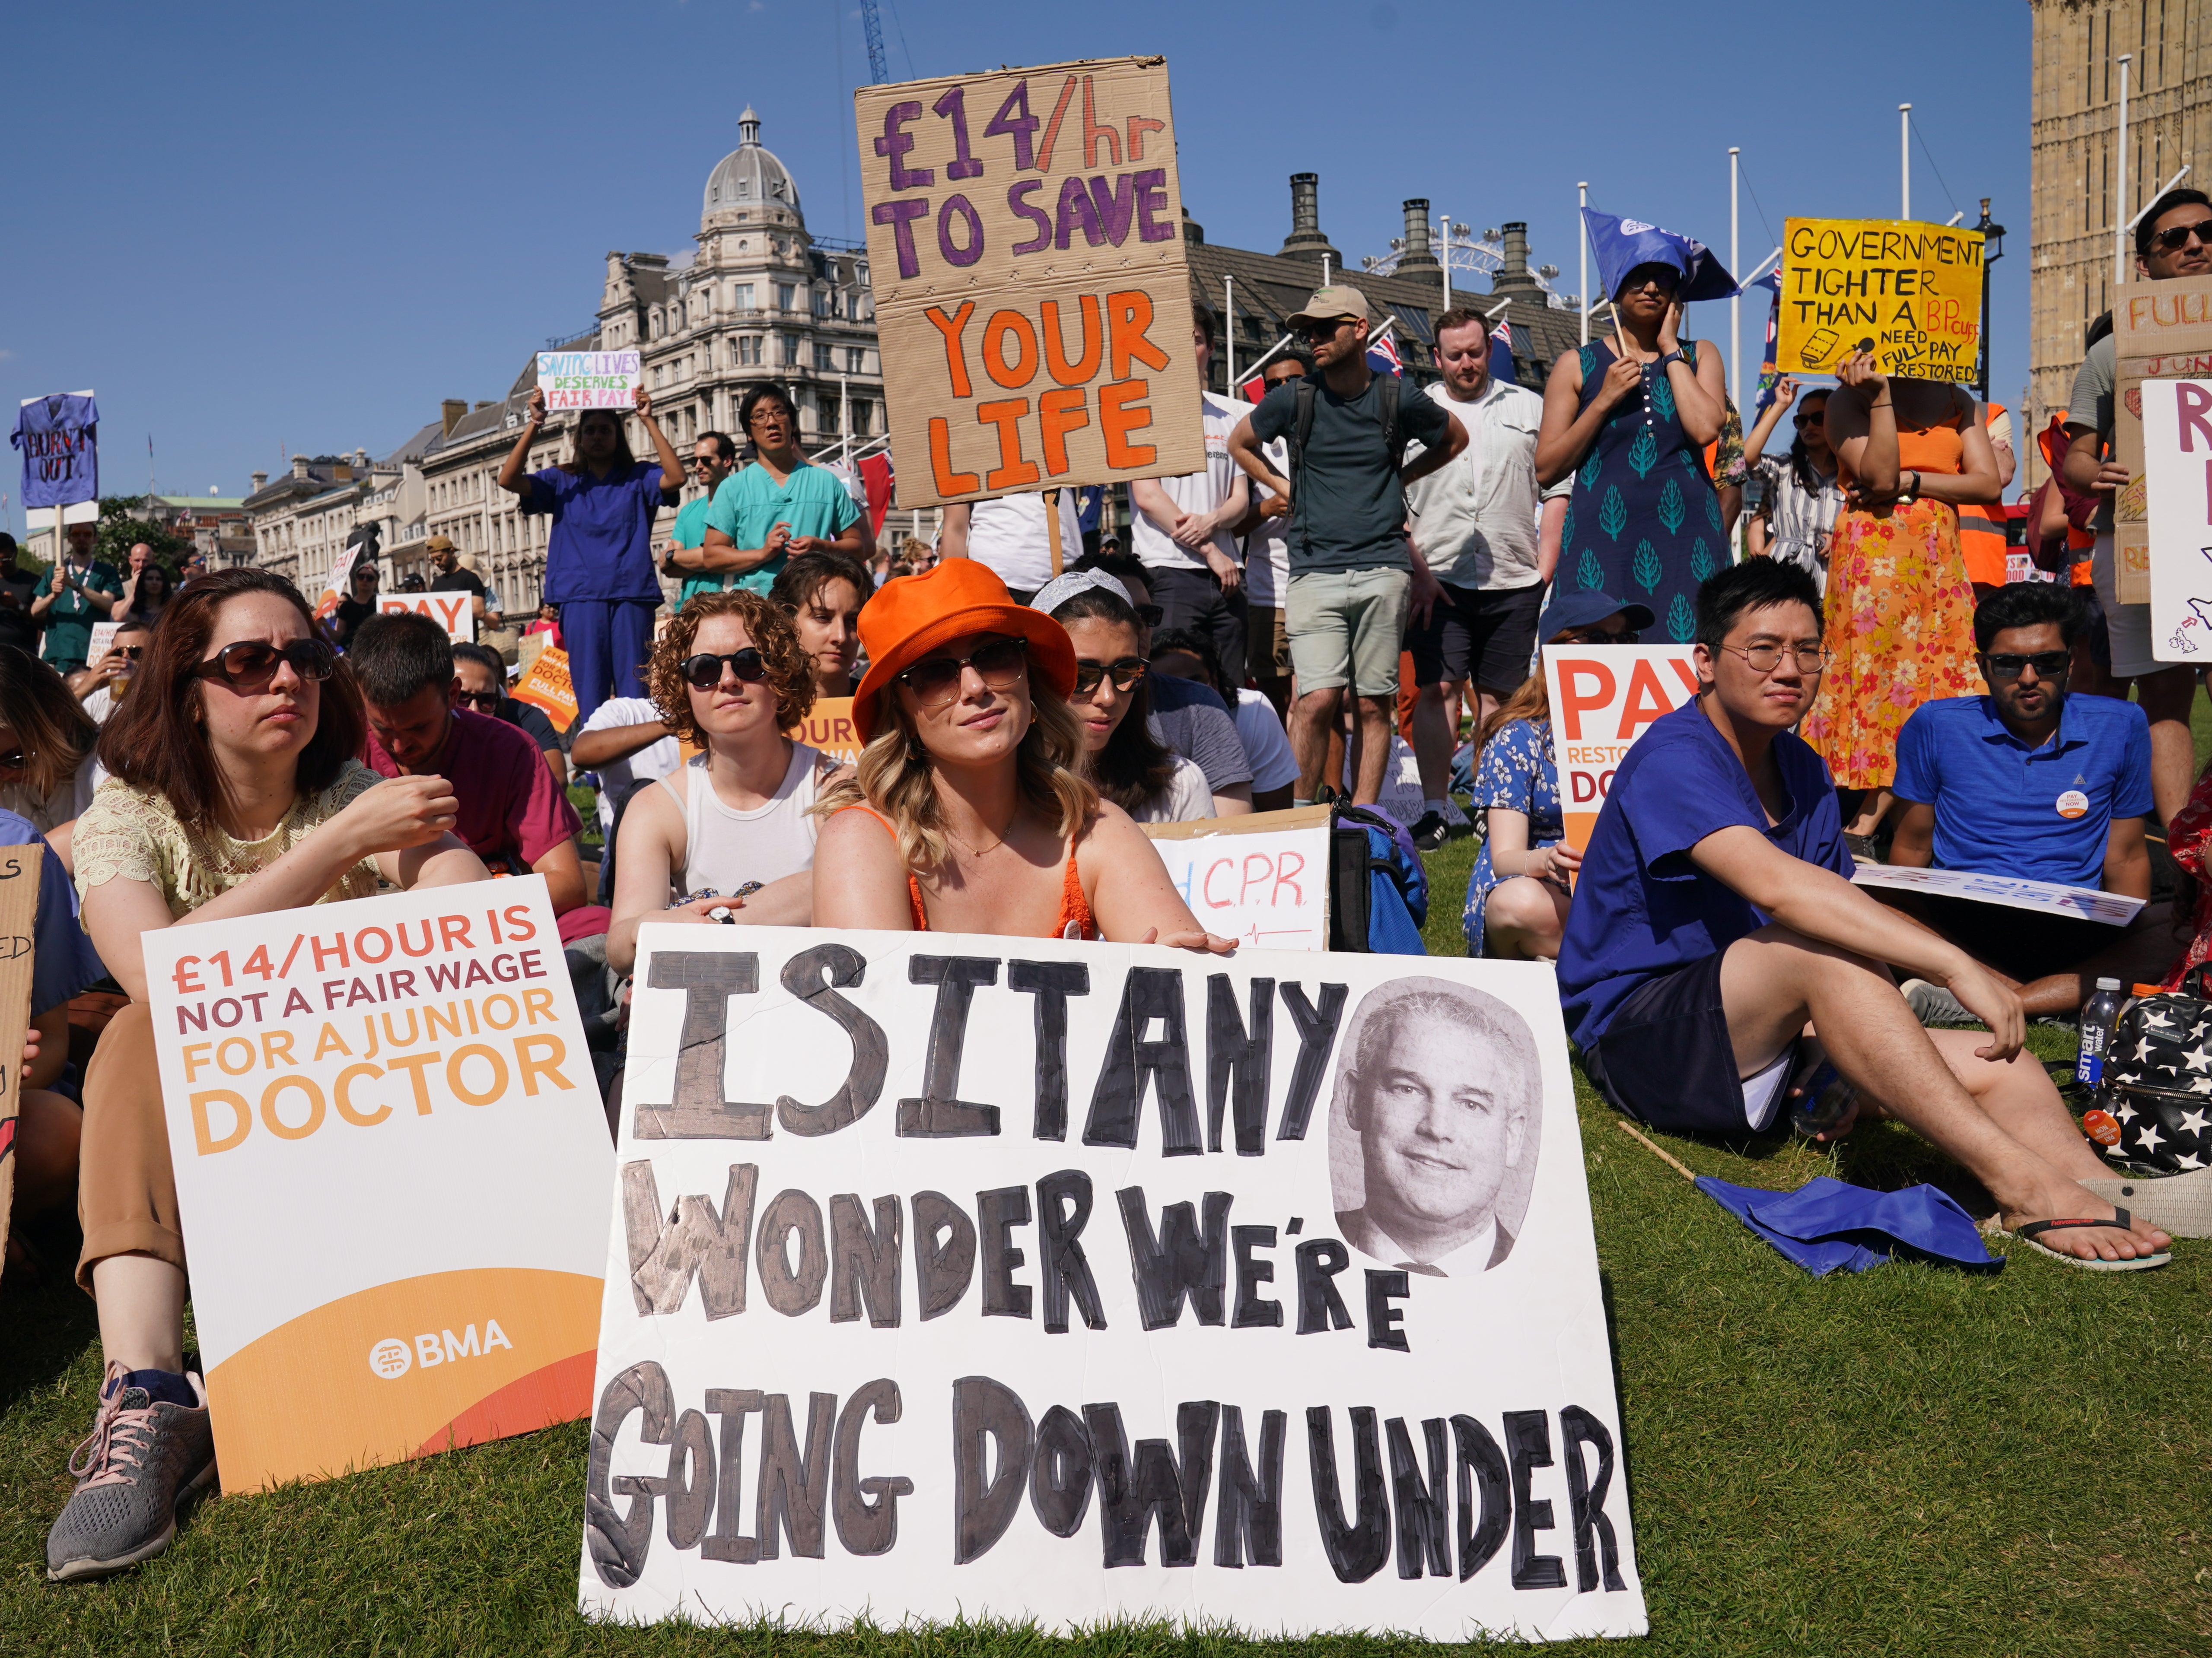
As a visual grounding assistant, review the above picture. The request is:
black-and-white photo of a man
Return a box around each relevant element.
[1331,978,1541,1274]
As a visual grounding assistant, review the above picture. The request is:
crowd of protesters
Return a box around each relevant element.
[22,189,2212,1582]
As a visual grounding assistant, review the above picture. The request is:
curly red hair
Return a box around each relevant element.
[645,588,815,746]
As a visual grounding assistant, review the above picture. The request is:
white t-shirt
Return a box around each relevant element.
[961,491,1085,595]
[1404,379,1549,589]
[1132,390,1246,572]
[1243,430,1292,607]
[1232,688,1299,794]
[656,744,827,896]
[1130,754,1213,824]
[577,696,682,837]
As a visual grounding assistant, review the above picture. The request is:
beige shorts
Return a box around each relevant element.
[1286,568,1413,696]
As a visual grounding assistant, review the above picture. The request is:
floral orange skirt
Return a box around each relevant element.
[1801,499,1984,790]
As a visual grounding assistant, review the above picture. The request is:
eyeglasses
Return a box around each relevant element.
[1982,649,2072,680]
[1297,318,1349,342]
[0,746,33,773]
[107,645,145,661]
[1622,274,1680,297]
[455,687,504,711]
[691,456,722,470]
[680,648,768,690]
[1073,657,1147,695]
[1725,642,1831,674]
[2153,219,2212,251]
[194,638,337,689]
[1798,410,1826,426]
[898,636,1028,709]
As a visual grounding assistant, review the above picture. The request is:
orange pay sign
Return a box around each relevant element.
[854,56,1206,508]
[511,646,578,732]
[1541,645,1702,858]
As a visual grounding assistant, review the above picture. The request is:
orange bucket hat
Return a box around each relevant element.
[850,559,1077,742]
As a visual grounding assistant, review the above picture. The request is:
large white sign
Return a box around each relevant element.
[2141,378,2212,657]
[580,928,1643,1640]
[146,877,611,1491]
[380,591,477,643]
[1849,862,2145,926]
[538,350,644,411]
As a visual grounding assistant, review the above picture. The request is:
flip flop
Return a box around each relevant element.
[2080,1167,2212,1239]
[1996,1207,2171,1271]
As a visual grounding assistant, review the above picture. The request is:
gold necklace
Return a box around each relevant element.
[946,816,1015,859]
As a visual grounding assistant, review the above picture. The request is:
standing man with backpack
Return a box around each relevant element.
[1229,286,1464,805]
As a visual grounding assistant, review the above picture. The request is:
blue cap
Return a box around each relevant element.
[1540,590,1656,641]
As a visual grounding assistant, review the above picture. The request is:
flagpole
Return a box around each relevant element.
[1578,181,1590,346]
[1900,104,1911,219]
[2116,54,2132,291]
[1439,209,1450,309]
[1224,275,1235,392]
[1729,147,1741,412]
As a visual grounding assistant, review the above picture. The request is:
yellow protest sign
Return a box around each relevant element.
[854,57,1207,508]
[1777,217,1984,383]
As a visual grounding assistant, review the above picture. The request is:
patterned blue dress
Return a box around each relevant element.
[1461,718,1563,956]
[1562,340,1726,643]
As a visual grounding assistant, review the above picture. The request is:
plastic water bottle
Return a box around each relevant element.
[1789,1060,1856,1137]
[2075,978,2128,1091]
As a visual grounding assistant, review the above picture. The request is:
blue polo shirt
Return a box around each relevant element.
[703,460,858,597]
[1559,699,1852,1048]
[1892,693,2153,890]
[518,460,672,604]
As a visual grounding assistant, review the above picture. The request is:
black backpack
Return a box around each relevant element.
[1283,373,1404,562]
[2094,971,2212,1173]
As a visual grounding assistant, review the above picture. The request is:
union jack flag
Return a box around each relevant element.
[1365,333,1402,375]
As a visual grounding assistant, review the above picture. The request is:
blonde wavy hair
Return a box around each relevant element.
[644,589,815,747]
[815,663,1098,875]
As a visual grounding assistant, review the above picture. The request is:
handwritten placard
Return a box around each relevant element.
[379,593,476,643]
[853,57,1206,508]
[537,351,643,412]
[1777,218,1984,384]
[1143,804,1330,950]
[0,845,41,1267]
[1849,862,2144,926]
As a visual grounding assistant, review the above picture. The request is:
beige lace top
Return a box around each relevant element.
[73,760,386,921]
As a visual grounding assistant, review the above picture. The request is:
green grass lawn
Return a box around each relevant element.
[6,783,2211,1653]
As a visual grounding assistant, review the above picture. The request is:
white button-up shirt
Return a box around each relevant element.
[1404,378,1553,591]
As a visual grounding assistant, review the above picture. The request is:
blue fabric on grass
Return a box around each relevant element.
[1695,1175,2002,1277]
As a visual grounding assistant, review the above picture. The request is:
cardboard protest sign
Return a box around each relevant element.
[13,391,98,509]
[0,846,41,1269]
[1777,218,1983,384]
[511,644,579,732]
[580,928,1643,1639]
[1144,805,1330,951]
[786,696,861,764]
[2137,378,2212,656]
[854,57,1207,508]
[380,591,476,643]
[1542,645,1701,856]
[538,350,643,412]
[87,621,121,666]
[144,877,610,1492]
[1850,863,2145,926]
[2113,278,2212,604]
[315,544,362,623]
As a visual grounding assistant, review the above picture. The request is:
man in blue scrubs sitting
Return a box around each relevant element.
[1887,582,2164,1018]
[1558,559,2170,1268]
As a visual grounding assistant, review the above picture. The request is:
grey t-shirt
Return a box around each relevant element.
[2065,332,2116,533]
[1147,672,1253,793]
[1248,373,1455,577]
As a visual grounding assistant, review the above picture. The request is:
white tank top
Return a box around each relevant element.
[657,742,827,896]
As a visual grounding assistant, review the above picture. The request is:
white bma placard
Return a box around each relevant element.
[580,927,1644,1641]
[2141,378,2212,658]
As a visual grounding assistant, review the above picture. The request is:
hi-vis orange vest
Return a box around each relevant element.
[1956,403,2010,587]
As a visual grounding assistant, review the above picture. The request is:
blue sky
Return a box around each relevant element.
[1,0,2031,533]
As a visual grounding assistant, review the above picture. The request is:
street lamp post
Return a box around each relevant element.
[1974,197,2006,405]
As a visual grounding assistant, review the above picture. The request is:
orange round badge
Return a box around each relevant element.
[2083,1109,2123,1147]
[2056,789,2090,819]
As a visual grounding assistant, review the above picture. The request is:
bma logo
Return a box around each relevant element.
[366,1321,515,1381]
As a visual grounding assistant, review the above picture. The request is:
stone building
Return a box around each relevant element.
[2030,0,2211,466]
[243,425,437,597]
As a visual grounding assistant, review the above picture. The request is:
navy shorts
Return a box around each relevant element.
[1582,953,1793,1136]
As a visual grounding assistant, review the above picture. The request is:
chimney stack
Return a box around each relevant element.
[251,470,268,492]
[1494,221,1537,292]
[1396,198,1440,283]
[1279,172,1344,269]
[441,399,468,436]
[290,455,311,481]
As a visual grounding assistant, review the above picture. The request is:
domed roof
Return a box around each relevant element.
[703,107,802,224]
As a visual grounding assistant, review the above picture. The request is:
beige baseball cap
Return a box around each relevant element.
[1286,284,1377,328]
[424,534,456,553]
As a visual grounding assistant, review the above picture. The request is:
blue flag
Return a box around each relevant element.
[11,394,99,510]
[1581,208,1739,305]
[1751,268,1783,419]
[1488,318,1518,387]
[1365,334,1402,376]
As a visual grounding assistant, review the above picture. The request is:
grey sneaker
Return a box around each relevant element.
[1900,978,1975,1027]
[46,1363,216,1582]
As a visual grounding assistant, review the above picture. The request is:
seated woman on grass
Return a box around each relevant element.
[1034,571,1210,825]
[45,568,488,1584]
[811,561,1230,947]
[606,590,834,975]
[1463,592,1651,960]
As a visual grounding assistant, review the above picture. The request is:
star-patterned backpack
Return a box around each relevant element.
[2094,975,2212,1174]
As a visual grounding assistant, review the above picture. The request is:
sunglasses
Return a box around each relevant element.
[1298,321,1351,344]
[1135,602,1164,628]
[108,645,146,661]
[1982,649,2072,680]
[0,746,33,773]
[455,687,504,711]
[194,638,337,689]
[1798,410,1826,426]
[2154,219,2212,251]
[1073,657,1147,695]
[898,636,1028,709]
[681,648,768,690]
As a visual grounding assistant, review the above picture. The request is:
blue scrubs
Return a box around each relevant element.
[518,460,672,727]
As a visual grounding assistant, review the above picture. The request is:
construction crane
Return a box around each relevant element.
[860,0,890,83]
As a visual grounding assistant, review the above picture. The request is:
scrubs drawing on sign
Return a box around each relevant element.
[1328,977,1541,1276]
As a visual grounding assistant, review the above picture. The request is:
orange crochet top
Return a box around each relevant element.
[836,807,1096,940]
